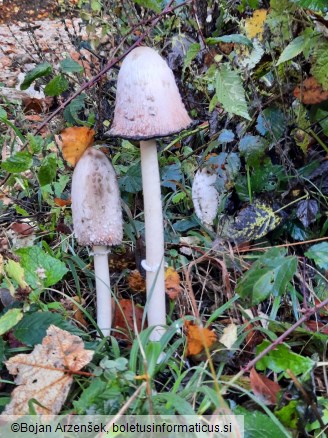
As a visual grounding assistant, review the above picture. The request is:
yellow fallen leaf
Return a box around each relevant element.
[245,9,267,41]
[2,325,93,415]
[56,126,95,166]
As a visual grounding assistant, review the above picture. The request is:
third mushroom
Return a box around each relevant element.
[108,46,192,340]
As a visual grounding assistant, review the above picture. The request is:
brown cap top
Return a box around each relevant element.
[109,46,192,140]
[71,147,123,246]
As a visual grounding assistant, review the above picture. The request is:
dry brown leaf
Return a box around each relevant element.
[305,320,328,335]
[11,222,34,236]
[165,267,182,300]
[250,368,281,405]
[185,320,217,357]
[128,270,146,293]
[56,127,95,166]
[245,9,267,40]
[112,299,144,343]
[2,325,93,415]
[293,77,328,104]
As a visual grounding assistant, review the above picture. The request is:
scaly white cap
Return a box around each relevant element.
[109,46,192,140]
[71,147,123,246]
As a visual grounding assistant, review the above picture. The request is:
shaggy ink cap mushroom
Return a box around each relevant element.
[71,147,123,337]
[72,147,123,246]
[109,46,193,140]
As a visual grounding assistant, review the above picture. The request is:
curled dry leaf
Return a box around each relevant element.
[112,299,144,343]
[219,323,238,349]
[56,126,95,166]
[128,270,146,293]
[294,77,328,105]
[185,320,217,357]
[250,368,281,405]
[2,325,93,415]
[165,267,182,300]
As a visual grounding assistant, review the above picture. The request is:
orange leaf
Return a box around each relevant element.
[54,197,71,207]
[112,299,144,343]
[250,368,281,405]
[56,126,95,166]
[165,267,182,300]
[294,77,328,105]
[185,320,217,357]
[128,270,146,293]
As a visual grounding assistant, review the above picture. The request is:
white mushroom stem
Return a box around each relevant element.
[93,245,112,337]
[140,140,166,341]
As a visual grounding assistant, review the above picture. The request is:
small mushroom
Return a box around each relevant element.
[192,167,220,228]
[71,147,123,336]
[108,46,192,340]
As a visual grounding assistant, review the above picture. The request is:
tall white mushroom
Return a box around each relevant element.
[71,147,123,336]
[109,46,192,340]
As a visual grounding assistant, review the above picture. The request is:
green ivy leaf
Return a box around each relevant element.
[256,340,314,377]
[161,163,183,190]
[60,57,84,73]
[1,151,33,173]
[133,0,161,13]
[15,246,68,288]
[63,93,86,124]
[0,309,23,336]
[45,74,69,96]
[119,163,142,193]
[206,34,253,47]
[215,65,251,120]
[20,62,53,90]
[305,242,328,270]
[38,154,57,186]
[236,247,297,305]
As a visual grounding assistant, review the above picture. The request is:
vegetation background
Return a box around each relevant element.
[0,0,327,435]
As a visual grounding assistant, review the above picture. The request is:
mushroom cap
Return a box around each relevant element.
[71,147,123,246]
[109,46,192,140]
[192,168,220,227]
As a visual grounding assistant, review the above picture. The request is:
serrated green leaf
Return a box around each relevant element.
[311,41,328,89]
[290,0,327,11]
[38,154,57,186]
[276,35,308,66]
[0,309,23,336]
[44,74,69,96]
[15,246,68,288]
[256,340,314,377]
[1,151,33,173]
[60,57,84,73]
[305,242,328,270]
[183,43,200,71]
[13,312,83,346]
[27,134,44,153]
[133,0,161,13]
[206,34,253,47]
[63,93,86,124]
[236,247,297,305]
[215,66,251,120]
[119,163,142,193]
[20,62,52,90]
